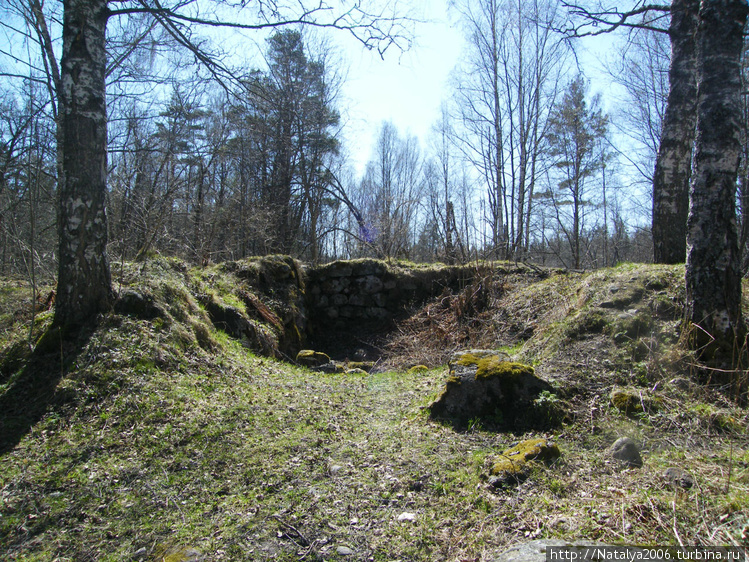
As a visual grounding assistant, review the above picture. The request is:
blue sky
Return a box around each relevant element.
[334,1,464,176]
[333,0,617,179]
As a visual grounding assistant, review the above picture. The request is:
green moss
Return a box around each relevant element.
[407,365,429,374]
[610,389,644,415]
[610,388,660,417]
[159,284,200,323]
[490,438,561,481]
[346,361,374,372]
[475,357,534,380]
[455,353,481,367]
[296,349,330,367]
[565,309,609,339]
[610,311,653,340]
[0,339,31,385]
[708,410,744,433]
[650,294,680,320]
[192,320,220,351]
[153,544,202,562]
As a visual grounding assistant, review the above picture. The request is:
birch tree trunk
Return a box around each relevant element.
[652,0,699,264]
[55,0,114,329]
[685,0,748,348]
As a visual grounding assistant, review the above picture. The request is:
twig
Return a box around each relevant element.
[271,514,310,548]
[725,439,733,495]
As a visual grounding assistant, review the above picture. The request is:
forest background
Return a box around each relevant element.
[0,0,744,281]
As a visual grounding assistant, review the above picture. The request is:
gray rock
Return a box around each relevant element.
[331,293,348,306]
[115,289,162,320]
[357,274,384,294]
[664,467,694,489]
[347,294,370,307]
[366,307,389,320]
[336,546,354,556]
[610,437,643,468]
[373,293,388,307]
[492,540,599,562]
[492,540,668,562]
[326,263,353,278]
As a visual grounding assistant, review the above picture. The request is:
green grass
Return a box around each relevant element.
[1,261,748,560]
[2,333,747,560]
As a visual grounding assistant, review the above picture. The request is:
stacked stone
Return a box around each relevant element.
[308,260,405,324]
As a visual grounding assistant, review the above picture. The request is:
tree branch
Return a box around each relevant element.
[557,2,670,37]
[107,0,413,56]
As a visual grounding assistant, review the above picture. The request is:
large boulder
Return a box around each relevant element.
[429,351,560,428]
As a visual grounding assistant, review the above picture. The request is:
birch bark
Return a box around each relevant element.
[685,0,748,347]
[55,0,114,329]
[652,0,699,264]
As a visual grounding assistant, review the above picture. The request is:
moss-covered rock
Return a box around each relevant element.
[610,310,653,341]
[475,357,534,380]
[429,351,559,429]
[152,544,203,562]
[565,309,609,339]
[230,256,308,357]
[451,349,510,366]
[296,349,331,367]
[610,389,644,415]
[609,388,659,417]
[489,438,561,486]
[346,361,374,372]
[200,293,276,357]
[407,365,429,374]
[598,284,645,309]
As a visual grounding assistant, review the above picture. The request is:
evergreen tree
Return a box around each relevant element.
[545,76,608,269]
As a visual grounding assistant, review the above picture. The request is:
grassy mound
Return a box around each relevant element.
[0,260,748,561]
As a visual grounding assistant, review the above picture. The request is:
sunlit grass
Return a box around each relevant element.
[0,261,747,560]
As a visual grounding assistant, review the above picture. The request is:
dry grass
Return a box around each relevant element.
[0,260,748,561]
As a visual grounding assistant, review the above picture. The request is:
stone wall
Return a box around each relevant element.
[213,256,535,360]
[306,259,477,330]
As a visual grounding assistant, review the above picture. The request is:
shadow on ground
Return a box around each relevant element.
[0,325,93,455]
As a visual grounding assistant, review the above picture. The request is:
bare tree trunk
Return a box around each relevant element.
[55,0,114,329]
[685,0,747,348]
[652,0,699,264]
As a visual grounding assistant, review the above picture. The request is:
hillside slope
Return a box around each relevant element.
[0,259,747,561]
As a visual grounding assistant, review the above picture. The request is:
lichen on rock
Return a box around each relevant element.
[489,438,561,486]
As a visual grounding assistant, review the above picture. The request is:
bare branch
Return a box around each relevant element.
[557,2,670,37]
[107,0,413,56]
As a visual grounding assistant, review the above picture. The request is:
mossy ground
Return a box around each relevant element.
[1,260,748,561]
